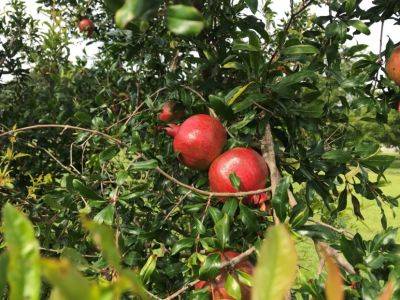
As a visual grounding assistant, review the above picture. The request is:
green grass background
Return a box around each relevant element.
[296,153,400,279]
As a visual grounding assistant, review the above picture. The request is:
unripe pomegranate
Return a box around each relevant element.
[209,148,269,204]
[158,101,185,122]
[78,18,94,37]
[386,46,400,86]
[165,114,227,170]
[195,251,253,300]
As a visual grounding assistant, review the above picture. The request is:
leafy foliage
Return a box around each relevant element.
[1,0,400,299]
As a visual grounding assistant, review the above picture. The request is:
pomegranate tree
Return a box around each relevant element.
[209,148,270,205]
[165,114,227,170]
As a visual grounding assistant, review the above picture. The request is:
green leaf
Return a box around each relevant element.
[140,255,157,283]
[171,238,195,255]
[244,0,258,14]
[199,253,221,280]
[222,61,244,70]
[118,270,149,299]
[229,172,241,190]
[236,270,253,287]
[208,206,223,224]
[214,213,230,249]
[61,248,89,271]
[3,203,41,300]
[72,179,103,201]
[225,273,242,300]
[282,44,319,55]
[337,189,348,212]
[348,20,370,35]
[252,224,298,300]
[41,258,97,299]
[222,198,238,219]
[115,0,161,28]
[289,203,310,228]
[83,219,121,271]
[296,100,325,118]
[239,204,258,233]
[322,150,352,164]
[93,204,115,226]
[0,253,8,298]
[131,159,158,170]
[271,177,291,222]
[361,155,395,173]
[351,195,364,220]
[232,42,260,52]
[225,83,253,106]
[209,95,235,120]
[167,5,204,36]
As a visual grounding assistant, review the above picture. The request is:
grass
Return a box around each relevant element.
[296,153,400,279]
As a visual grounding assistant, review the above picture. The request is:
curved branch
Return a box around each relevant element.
[0,124,271,197]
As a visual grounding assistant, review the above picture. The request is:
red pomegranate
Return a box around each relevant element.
[209,148,269,204]
[386,46,400,86]
[78,18,94,36]
[165,114,227,170]
[195,251,253,300]
[158,101,185,122]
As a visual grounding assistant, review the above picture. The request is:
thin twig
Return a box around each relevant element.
[0,124,272,198]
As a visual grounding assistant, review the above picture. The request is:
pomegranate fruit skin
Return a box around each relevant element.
[209,147,269,200]
[78,18,94,36]
[158,101,184,122]
[171,114,227,170]
[386,46,400,86]
[195,251,253,300]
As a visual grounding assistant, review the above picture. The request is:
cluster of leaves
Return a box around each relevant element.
[1,0,400,299]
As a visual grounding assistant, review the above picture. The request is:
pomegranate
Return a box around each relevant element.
[208,148,269,204]
[386,46,400,86]
[78,18,94,37]
[158,101,185,122]
[195,251,253,300]
[165,114,227,170]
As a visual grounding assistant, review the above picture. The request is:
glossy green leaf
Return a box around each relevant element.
[140,255,157,283]
[229,172,241,190]
[3,203,41,300]
[115,0,161,28]
[237,270,253,287]
[222,198,238,219]
[225,273,242,300]
[348,20,370,35]
[167,5,204,36]
[171,237,195,255]
[244,0,258,14]
[131,159,158,170]
[208,206,223,224]
[72,179,103,201]
[252,224,298,300]
[239,204,258,233]
[199,253,221,280]
[271,177,291,222]
[282,44,319,55]
[322,150,352,164]
[83,219,121,271]
[214,213,230,249]
[225,82,253,106]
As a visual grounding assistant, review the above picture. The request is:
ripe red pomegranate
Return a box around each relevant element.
[386,46,400,86]
[158,101,185,122]
[165,114,227,170]
[78,18,94,37]
[195,251,253,300]
[209,148,269,204]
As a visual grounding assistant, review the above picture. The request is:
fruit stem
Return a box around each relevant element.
[164,124,180,137]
